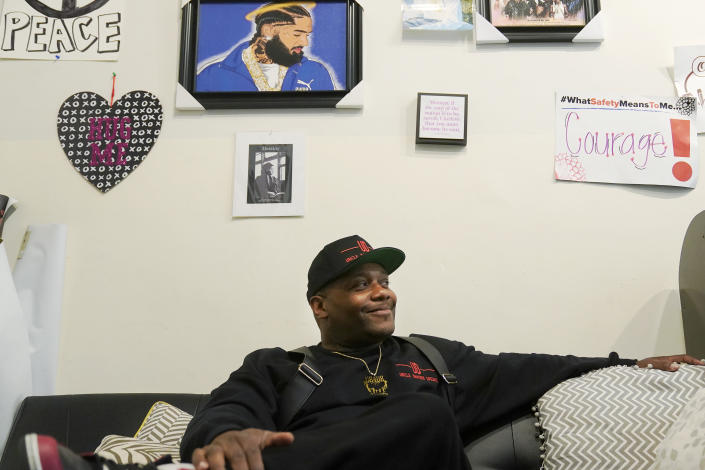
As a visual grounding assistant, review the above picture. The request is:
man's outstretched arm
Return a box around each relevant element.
[191,428,294,470]
[180,348,298,467]
[637,354,704,371]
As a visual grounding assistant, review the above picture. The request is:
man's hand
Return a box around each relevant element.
[636,354,705,372]
[191,428,294,470]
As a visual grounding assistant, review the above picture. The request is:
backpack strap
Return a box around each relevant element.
[397,336,457,385]
[277,346,322,429]
[397,335,457,408]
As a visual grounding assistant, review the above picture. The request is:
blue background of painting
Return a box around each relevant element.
[196,1,348,89]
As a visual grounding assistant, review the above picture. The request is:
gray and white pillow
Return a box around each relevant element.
[652,387,705,470]
[95,401,193,464]
[94,435,180,465]
[134,401,193,447]
[536,365,705,470]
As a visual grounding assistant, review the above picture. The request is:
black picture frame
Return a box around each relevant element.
[178,0,362,109]
[416,93,468,146]
[476,0,600,42]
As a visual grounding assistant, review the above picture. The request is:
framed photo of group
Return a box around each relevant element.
[178,0,363,109]
[476,0,600,42]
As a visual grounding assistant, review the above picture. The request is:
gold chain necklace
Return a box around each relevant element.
[332,345,388,396]
[242,45,287,91]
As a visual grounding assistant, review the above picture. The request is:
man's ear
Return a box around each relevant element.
[309,295,328,320]
[260,23,275,39]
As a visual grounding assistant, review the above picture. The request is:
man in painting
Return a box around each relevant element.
[551,0,566,20]
[196,2,335,92]
[564,0,583,18]
[503,0,522,19]
[254,162,284,202]
[535,0,551,17]
[525,0,537,16]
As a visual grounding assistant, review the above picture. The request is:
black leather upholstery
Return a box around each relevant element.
[0,394,208,470]
[0,394,541,470]
[465,413,542,470]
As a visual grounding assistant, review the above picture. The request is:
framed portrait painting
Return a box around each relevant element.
[476,0,600,42]
[179,0,362,109]
[233,132,305,217]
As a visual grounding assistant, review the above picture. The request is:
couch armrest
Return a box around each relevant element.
[0,393,208,470]
[464,413,542,470]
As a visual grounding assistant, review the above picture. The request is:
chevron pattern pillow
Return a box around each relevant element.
[536,365,705,470]
[652,388,705,469]
[135,401,193,446]
[94,402,193,464]
[94,435,179,465]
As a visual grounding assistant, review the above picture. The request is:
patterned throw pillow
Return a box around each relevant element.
[95,402,193,464]
[536,365,705,470]
[94,435,180,465]
[135,401,194,446]
[652,388,705,470]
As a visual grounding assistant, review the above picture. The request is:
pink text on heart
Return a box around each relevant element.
[87,117,132,166]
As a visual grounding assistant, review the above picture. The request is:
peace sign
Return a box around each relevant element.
[24,0,111,18]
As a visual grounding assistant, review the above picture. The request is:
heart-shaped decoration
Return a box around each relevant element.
[57,90,163,193]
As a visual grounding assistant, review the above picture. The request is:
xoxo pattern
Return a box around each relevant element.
[57,90,162,193]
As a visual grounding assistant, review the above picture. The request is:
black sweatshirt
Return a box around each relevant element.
[180,334,635,461]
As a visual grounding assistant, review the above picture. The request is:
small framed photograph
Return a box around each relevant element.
[178,0,362,109]
[416,93,468,146]
[402,0,473,31]
[476,0,600,42]
[233,132,305,217]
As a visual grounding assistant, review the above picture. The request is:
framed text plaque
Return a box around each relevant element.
[416,93,468,146]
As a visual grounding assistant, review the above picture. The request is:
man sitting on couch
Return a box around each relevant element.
[21,235,704,470]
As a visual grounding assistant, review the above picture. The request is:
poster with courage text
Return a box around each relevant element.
[555,92,698,188]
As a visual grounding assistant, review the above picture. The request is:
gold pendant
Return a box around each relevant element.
[364,375,388,396]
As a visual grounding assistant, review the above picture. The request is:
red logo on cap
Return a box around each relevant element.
[340,240,372,263]
[358,240,371,252]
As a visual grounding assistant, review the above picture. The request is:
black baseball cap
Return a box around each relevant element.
[307,235,405,301]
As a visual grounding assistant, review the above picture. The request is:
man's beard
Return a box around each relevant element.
[265,35,304,67]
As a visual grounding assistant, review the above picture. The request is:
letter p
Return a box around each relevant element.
[2,12,30,51]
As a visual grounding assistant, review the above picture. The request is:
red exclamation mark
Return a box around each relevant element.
[670,118,692,182]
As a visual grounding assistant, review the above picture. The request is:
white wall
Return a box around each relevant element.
[0,0,703,394]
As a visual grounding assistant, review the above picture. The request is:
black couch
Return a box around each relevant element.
[0,394,542,470]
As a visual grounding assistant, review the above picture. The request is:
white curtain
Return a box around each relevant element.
[13,224,68,395]
[0,223,67,456]
[0,241,32,458]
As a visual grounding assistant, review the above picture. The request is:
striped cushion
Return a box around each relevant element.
[94,435,179,465]
[536,365,705,470]
[652,388,705,469]
[135,401,193,446]
[94,402,193,464]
